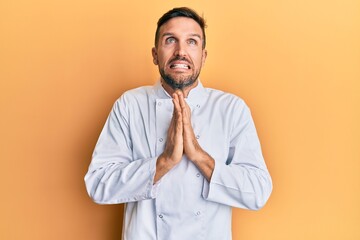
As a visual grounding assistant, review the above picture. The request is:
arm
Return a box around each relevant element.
[84,97,158,204]
[85,93,187,204]
[176,91,215,182]
[154,94,184,182]
[177,91,272,210]
[202,103,273,210]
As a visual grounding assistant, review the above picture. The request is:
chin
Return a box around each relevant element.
[160,68,199,89]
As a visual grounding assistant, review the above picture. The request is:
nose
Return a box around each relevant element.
[174,41,187,57]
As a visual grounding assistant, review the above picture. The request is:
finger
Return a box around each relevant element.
[177,91,187,110]
[172,93,183,132]
[172,93,182,118]
[176,92,192,127]
[168,94,181,139]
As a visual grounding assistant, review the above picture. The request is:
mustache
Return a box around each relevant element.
[169,56,191,64]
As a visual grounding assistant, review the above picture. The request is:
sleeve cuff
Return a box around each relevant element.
[148,156,161,199]
[202,159,224,200]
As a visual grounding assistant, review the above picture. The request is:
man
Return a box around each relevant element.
[85,7,272,240]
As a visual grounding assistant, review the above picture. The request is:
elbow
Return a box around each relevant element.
[252,176,273,210]
[85,187,103,204]
[85,182,113,205]
[241,173,273,210]
[84,173,107,204]
[84,172,128,205]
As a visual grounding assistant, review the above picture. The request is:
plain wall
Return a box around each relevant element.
[1,0,359,239]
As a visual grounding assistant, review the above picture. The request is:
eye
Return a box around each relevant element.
[165,37,176,44]
[188,39,197,45]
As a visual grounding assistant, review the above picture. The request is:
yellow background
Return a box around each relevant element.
[1,0,359,239]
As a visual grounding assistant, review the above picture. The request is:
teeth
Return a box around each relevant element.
[171,64,189,69]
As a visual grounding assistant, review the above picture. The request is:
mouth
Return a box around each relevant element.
[170,63,191,69]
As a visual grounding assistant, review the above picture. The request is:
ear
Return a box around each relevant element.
[201,49,207,66]
[152,47,158,65]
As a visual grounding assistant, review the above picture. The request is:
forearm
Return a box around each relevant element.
[153,92,185,183]
[189,150,215,182]
[203,161,272,210]
[154,153,179,183]
[85,157,157,204]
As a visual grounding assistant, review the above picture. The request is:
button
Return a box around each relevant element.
[159,214,163,218]
[196,104,200,108]
[157,102,162,106]
[159,138,163,142]
[196,173,201,177]
[196,135,200,139]
[196,211,201,216]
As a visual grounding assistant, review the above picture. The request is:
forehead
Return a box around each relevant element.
[159,17,203,38]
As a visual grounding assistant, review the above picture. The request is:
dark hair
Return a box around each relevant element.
[155,7,207,49]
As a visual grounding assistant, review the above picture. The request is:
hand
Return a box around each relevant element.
[154,91,215,183]
[161,92,184,165]
[175,91,205,161]
[176,91,215,182]
[154,93,184,182]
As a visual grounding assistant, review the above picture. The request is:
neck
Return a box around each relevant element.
[161,79,198,98]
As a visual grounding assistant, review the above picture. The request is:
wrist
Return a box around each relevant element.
[158,153,178,169]
[188,149,208,163]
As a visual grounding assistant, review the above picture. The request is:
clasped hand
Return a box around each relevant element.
[162,90,205,165]
[155,91,214,183]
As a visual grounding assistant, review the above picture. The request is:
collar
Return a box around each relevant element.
[154,79,209,107]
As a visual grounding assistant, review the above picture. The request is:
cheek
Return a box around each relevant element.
[158,58,168,68]
[192,53,205,67]
[158,52,172,65]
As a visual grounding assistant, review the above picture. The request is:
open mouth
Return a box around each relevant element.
[170,63,190,69]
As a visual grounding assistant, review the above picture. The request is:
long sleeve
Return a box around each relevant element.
[84,82,272,239]
[202,101,272,210]
[84,95,158,204]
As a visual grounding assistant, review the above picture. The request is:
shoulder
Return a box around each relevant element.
[204,87,247,109]
[113,85,155,106]
[120,85,154,101]
[108,85,155,118]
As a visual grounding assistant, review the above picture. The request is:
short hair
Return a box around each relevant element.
[155,7,207,49]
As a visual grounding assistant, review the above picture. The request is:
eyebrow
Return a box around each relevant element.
[161,32,202,39]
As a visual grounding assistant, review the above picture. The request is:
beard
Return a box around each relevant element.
[159,67,200,90]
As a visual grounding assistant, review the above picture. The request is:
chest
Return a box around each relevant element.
[128,98,232,162]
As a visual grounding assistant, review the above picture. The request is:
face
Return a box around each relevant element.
[152,17,207,90]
